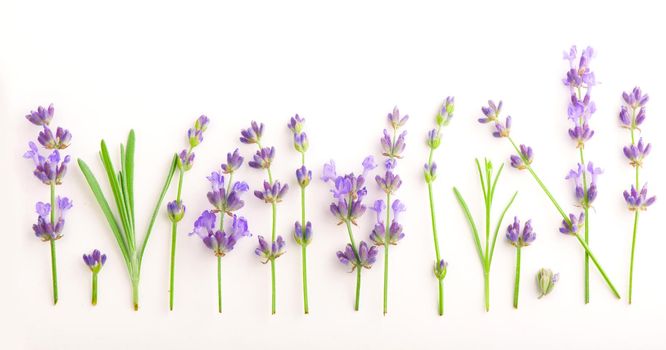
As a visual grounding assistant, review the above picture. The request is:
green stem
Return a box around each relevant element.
[92,272,98,306]
[575,233,620,298]
[427,182,444,315]
[131,277,139,311]
[49,183,58,305]
[579,147,590,304]
[383,193,391,315]
[217,256,222,313]
[271,202,277,315]
[483,270,490,312]
[628,211,639,304]
[438,279,444,316]
[513,246,521,309]
[169,222,177,311]
[300,168,309,314]
[345,220,361,310]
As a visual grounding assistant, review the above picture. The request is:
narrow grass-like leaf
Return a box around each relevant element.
[100,140,132,239]
[489,163,505,206]
[125,130,136,227]
[489,191,518,266]
[78,159,131,269]
[453,187,483,263]
[475,159,487,202]
[138,154,178,269]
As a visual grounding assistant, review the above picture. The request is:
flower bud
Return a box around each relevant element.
[167,200,186,223]
[536,268,559,298]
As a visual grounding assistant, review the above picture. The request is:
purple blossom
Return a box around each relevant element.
[559,212,585,235]
[568,123,594,147]
[189,210,217,239]
[83,249,107,272]
[510,144,533,170]
[23,143,71,186]
[178,150,195,171]
[426,129,441,149]
[293,132,309,153]
[336,241,378,271]
[380,129,407,158]
[362,156,377,177]
[368,199,405,246]
[195,115,210,132]
[437,97,455,126]
[25,104,54,126]
[32,197,72,241]
[324,158,373,225]
[479,100,502,124]
[384,158,397,170]
[562,46,596,89]
[253,180,288,203]
[622,87,649,109]
[296,165,312,187]
[623,138,651,167]
[206,170,249,214]
[239,121,264,144]
[166,200,186,223]
[188,127,204,148]
[565,162,602,206]
[506,216,536,247]
[288,114,305,134]
[190,211,251,257]
[294,221,312,246]
[375,170,402,194]
[624,184,656,211]
[492,116,511,138]
[321,160,337,182]
[255,235,286,263]
[424,162,437,183]
[248,147,275,169]
[388,106,409,129]
[38,126,72,150]
[221,149,244,174]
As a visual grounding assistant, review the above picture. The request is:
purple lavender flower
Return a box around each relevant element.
[166,200,186,223]
[426,129,441,149]
[188,127,204,148]
[510,144,533,170]
[296,165,312,188]
[294,221,312,246]
[293,132,309,153]
[336,241,378,271]
[32,197,72,241]
[321,160,337,182]
[568,123,594,148]
[221,149,244,174]
[25,104,55,126]
[492,116,511,138]
[424,162,437,183]
[506,216,536,247]
[38,126,72,150]
[381,129,407,158]
[255,235,286,263]
[437,97,455,126]
[565,162,602,206]
[83,249,107,272]
[479,100,502,124]
[239,121,264,144]
[433,259,448,280]
[388,106,409,129]
[178,149,195,171]
[253,180,288,203]
[623,87,649,109]
[248,147,275,169]
[623,138,651,167]
[24,144,71,186]
[375,170,402,194]
[559,212,585,235]
[624,184,656,211]
[206,170,249,214]
[368,199,405,246]
[190,212,251,257]
[288,114,305,134]
[195,115,210,132]
[562,46,596,88]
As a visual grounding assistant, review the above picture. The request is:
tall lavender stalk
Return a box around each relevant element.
[241,122,288,314]
[424,97,454,315]
[166,115,209,311]
[288,115,313,314]
[619,87,655,304]
[477,100,621,299]
[563,46,600,303]
[24,104,73,305]
[375,107,408,315]
[323,157,377,310]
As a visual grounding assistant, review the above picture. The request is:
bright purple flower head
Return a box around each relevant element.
[254,180,288,204]
[324,157,374,225]
[38,126,71,150]
[623,138,651,167]
[221,149,244,174]
[25,104,55,126]
[294,221,312,246]
[506,216,536,247]
[255,235,286,263]
[622,87,649,109]
[296,165,312,187]
[190,211,251,257]
[368,199,405,246]
[388,106,409,130]
[381,129,407,159]
[479,100,502,124]
[32,197,72,241]
[568,123,594,148]
[288,114,305,134]
[206,171,249,215]
[293,132,309,153]
[24,143,71,186]
[559,212,585,235]
[240,121,264,144]
[565,162,602,206]
[563,46,596,89]
[248,147,275,169]
[492,116,511,138]
[166,200,186,223]
[336,241,378,271]
[510,144,533,170]
[376,171,402,195]
[83,249,107,273]
[624,184,656,211]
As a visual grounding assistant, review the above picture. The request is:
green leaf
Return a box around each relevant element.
[78,158,131,269]
[474,159,487,203]
[100,140,132,239]
[453,187,484,266]
[489,163,505,205]
[125,130,136,226]
[138,154,179,269]
[489,191,518,266]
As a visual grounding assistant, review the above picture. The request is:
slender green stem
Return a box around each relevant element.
[92,272,98,306]
[383,193,391,314]
[217,256,222,313]
[271,202,277,315]
[437,279,444,316]
[345,220,361,310]
[579,147,590,304]
[427,182,444,315]
[300,156,309,314]
[574,234,620,298]
[49,183,58,305]
[169,222,177,310]
[513,246,521,309]
[132,277,139,311]
[483,270,490,312]
[628,211,639,304]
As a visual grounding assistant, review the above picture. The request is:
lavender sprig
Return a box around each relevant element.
[166,115,209,311]
[323,156,377,310]
[506,217,535,308]
[563,45,600,303]
[241,122,288,315]
[375,106,408,315]
[620,87,655,304]
[82,249,106,305]
[288,114,313,313]
[476,99,620,299]
[23,103,72,305]
[454,159,517,311]
[423,97,454,315]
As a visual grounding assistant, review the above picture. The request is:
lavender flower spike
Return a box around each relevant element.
[83,249,107,305]
[239,121,264,144]
[221,148,244,174]
[510,144,533,170]
[255,235,286,263]
[624,184,656,211]
[506,217,536,308]
[623,138,651,167]
[25,104,55,126]
[248,147,275,169]
[337,241,378,271]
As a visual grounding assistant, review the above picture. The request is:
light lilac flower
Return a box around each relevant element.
[190,211,251,257]
[376,171,402,195]
[25,104,55,126]
[492,116,511,138]
[624,184,656,211]
[622,87,649,109]
[38,126,71,150]
[288,114,305,134]
[381,129,407,158]
[221,149,244,174]
[239,121,264,144]
[510,144,533,170]
[23,143,71,186]
[388,106,409,129]
[623,138,651,167]
[424,162,437,183]
[255,235,286,263]
[296,165,312,188]
[336,241,378,271]
[32,197,72,241]
[479,100,502,124]
[248,147,275,169]
[562,46,596,88]
[253,181,288,203]
[559,212,585,235]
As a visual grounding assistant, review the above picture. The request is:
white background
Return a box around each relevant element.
[1,0,665,349]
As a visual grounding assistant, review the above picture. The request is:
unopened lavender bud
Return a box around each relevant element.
[433,259,448,280]
[537,268,559,298]
[167,200,186,223]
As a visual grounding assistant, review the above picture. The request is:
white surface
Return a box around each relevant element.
[1,0,665,349]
